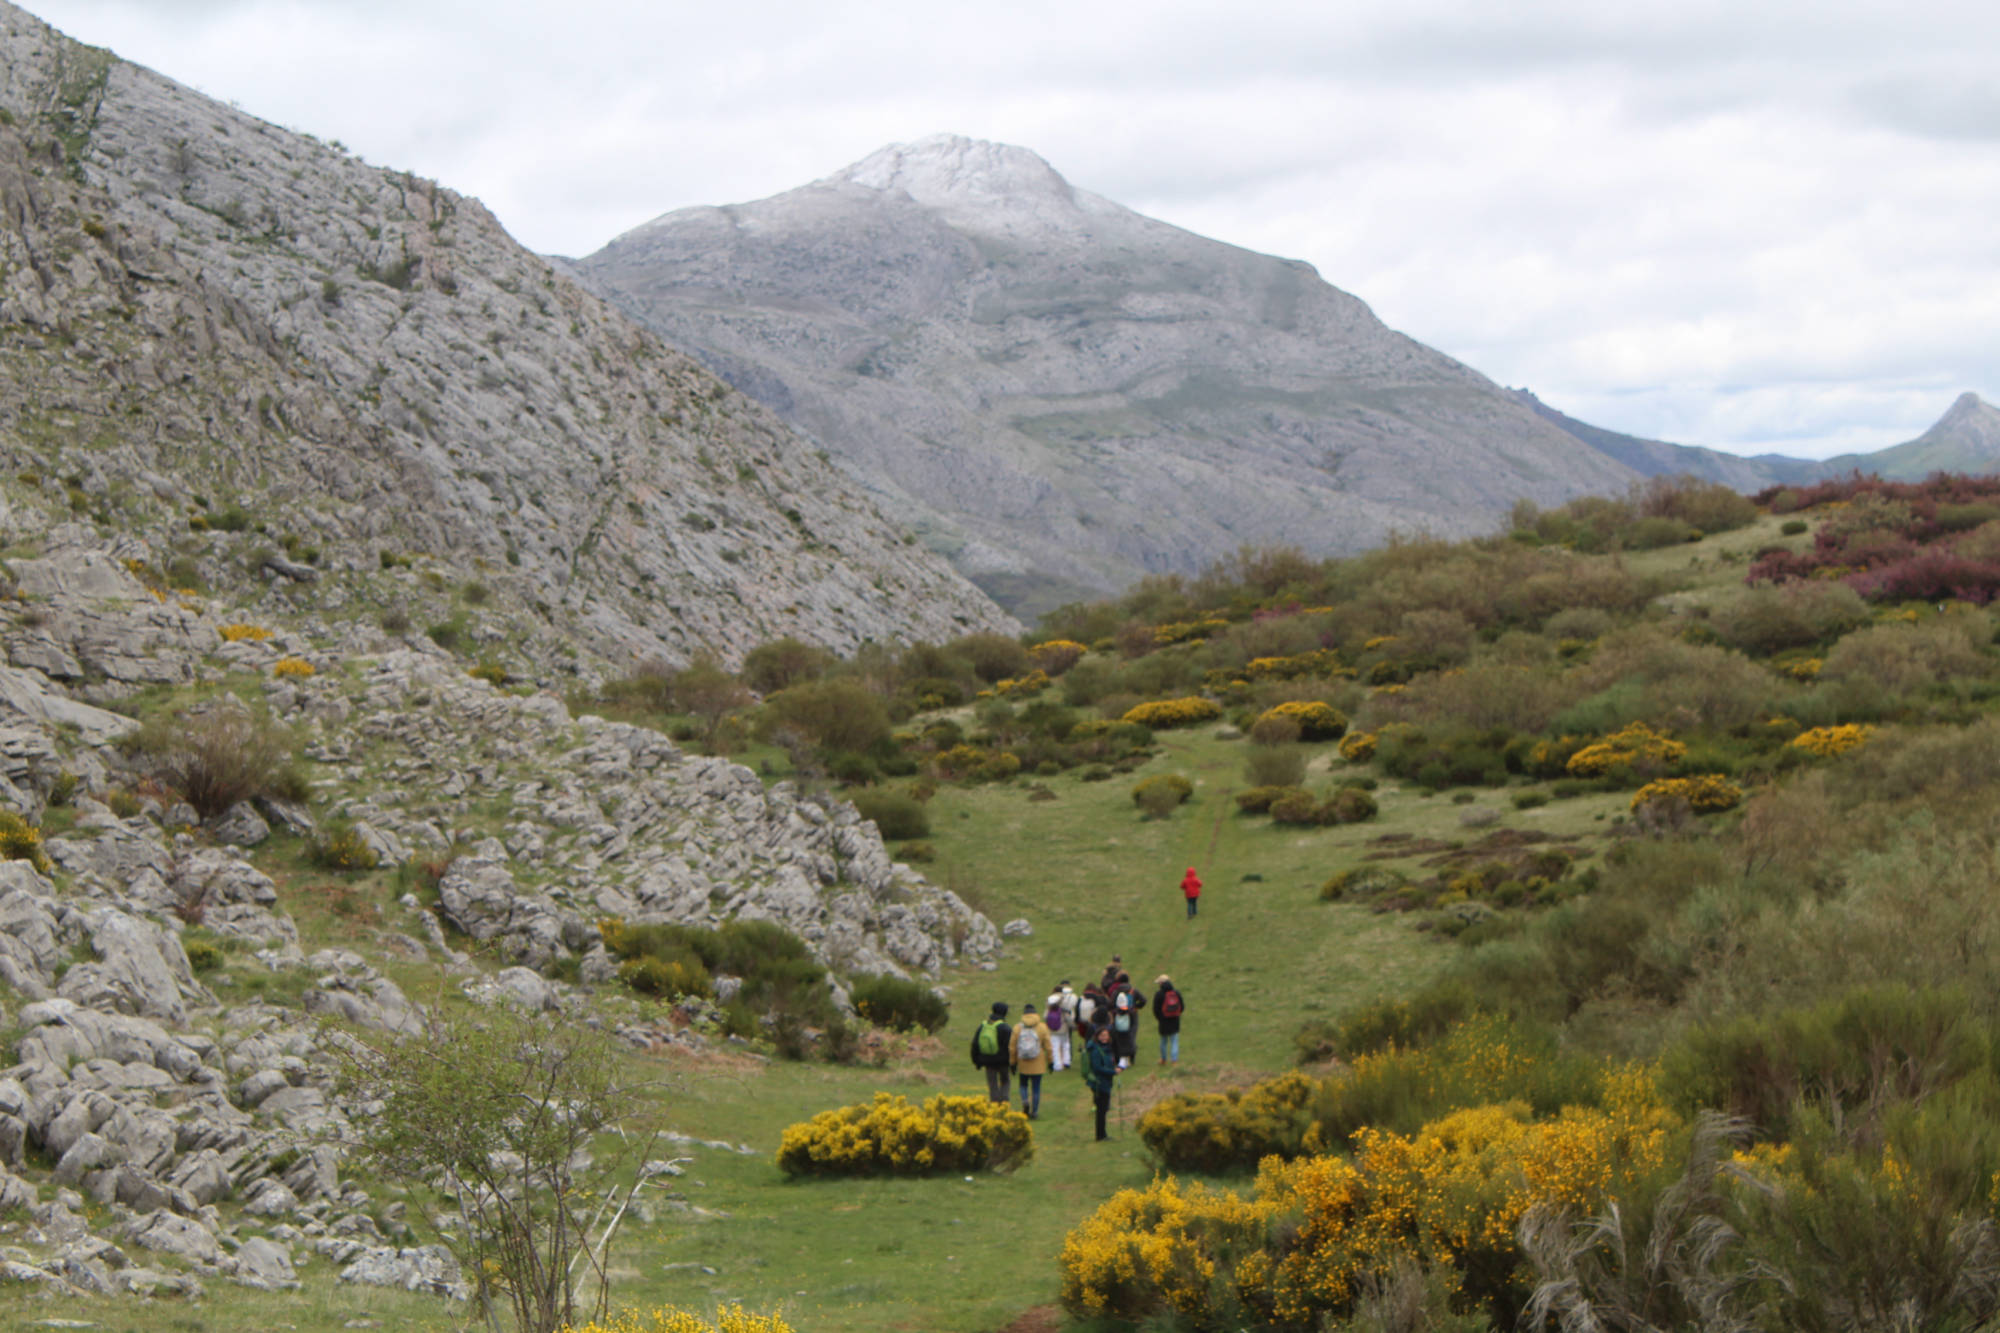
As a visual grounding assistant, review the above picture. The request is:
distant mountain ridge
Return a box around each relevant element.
[577,135,1643,618]
[1509,388,2000,490]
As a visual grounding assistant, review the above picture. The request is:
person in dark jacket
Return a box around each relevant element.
[1109,971,1146,1070]
[1084,1024,1119,1140]
[1152,974,1185,1064]
[969,1001,1012,1103]
[1076,982,1105,1045]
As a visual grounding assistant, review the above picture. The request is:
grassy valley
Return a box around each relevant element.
[4,474,2000,1333]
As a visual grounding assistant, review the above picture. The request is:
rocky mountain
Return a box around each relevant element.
[0,6,1013,680]
[1817,391,2000,482]
[576,135,1643,619]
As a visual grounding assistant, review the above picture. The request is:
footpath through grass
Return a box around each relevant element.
[604,727,1464,1330]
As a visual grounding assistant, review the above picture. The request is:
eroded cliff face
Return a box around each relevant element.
[579,134,1643,619]
[0,7,1014,678]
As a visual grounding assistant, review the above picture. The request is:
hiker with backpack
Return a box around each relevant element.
[1180,866,1203,918]
[1110,972,1146,1070]
[1045,982,1077,1072]
[1152,975,1186,1064]
[969,1001,1012,1104]
[1011,1001,1050,1118]
[1083,1023,1119,1140]
[1076,982,1104,1045]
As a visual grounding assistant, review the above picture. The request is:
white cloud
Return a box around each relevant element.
[20,0,1999,460]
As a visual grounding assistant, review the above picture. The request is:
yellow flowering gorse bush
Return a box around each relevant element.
[776,1092,1031,1177]
[1790,723,1874,756]
[1631,773,1744,813]
[992,669,1050,697]
[1028,639,1087,674]
[1565,722,1686,777]
[218,623,273,642]
[1254,700,1348,742]
[1065,1090,1677,1329]
[1153,618,1230,644]
[272,656,315,678]
[1338,731,1377,762]
[1242,650,1349,682]
[1122,697,1222,729]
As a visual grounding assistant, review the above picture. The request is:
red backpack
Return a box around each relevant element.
[1159,989,1183,1019]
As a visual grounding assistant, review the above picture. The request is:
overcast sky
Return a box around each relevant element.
[22,0,2000,459]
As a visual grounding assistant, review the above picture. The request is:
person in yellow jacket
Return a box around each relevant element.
[1010,1005,1051,1119]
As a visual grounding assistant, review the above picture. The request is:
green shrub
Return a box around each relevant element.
[617,956,712,998]
[1318,866,1410,902]
[184,936,225,974]
[759,678,893,755]
[307,821,379,872]
[130,709,298,820]
[848,788,930,840]
[1781,518,1810,536]
[849,974,950,1034]
[1242,743,1307,788]
[1236,784,1305,814]
[1132,773,1193,817]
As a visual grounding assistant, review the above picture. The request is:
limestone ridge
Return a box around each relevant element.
[0,8,1014,675]
[578,133,1644,618]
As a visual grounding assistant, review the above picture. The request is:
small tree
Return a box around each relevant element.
[340,1009,654,1333]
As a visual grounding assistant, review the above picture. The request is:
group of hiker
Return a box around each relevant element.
[969,952,1187,1141]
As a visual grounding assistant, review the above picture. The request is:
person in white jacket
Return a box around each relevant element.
[1045,983,1077,1071]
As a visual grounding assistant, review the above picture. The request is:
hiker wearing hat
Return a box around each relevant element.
[1180,866,1203,918]
[1011,1001,1050,1119]
[1152,975,1186,1064]
[969,1002,1013,1104]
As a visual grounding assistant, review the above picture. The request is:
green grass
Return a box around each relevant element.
[0,705,1621,1332]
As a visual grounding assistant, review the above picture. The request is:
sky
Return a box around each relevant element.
[21,0,2000,460]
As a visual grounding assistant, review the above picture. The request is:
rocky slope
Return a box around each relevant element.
[0,5,1013,679]
[0,524,1003,1304]
[0,5,1015,1309]
[577,134,1643,618]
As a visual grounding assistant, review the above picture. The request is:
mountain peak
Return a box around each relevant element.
[1942,390,1990,422]
[828,135,1074,208]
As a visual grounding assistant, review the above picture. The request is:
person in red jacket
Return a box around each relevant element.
[1180,866,1202,918]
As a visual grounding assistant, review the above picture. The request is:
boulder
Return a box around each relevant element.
[210,801,271,847]
[233,1235,299,1290]
[338,1244,466,1298]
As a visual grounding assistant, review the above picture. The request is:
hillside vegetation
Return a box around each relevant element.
[2,470,1997,1333]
